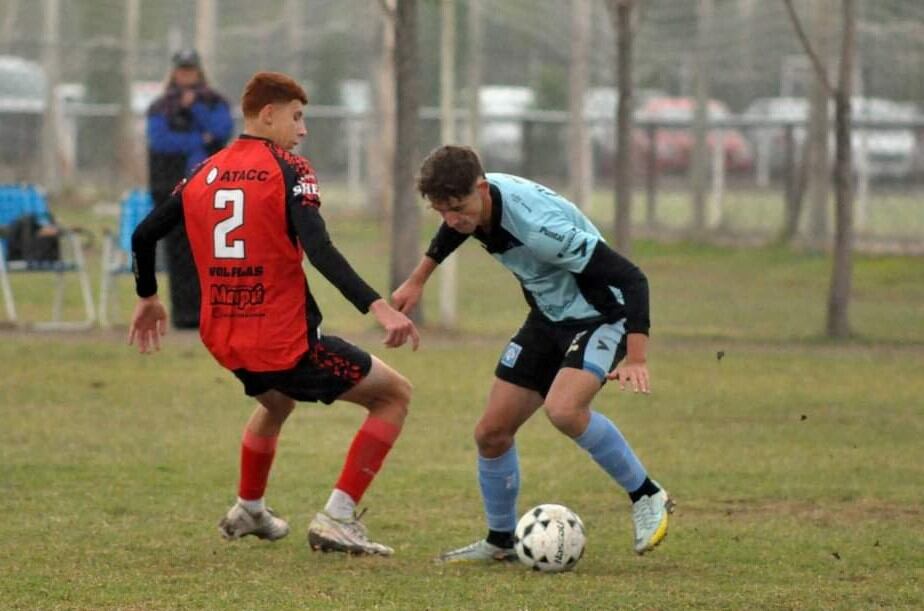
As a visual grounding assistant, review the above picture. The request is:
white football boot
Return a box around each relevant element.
[438,539,518,563]
[631,481,675,554]
[218,502,290,541]
[307,511,394,556]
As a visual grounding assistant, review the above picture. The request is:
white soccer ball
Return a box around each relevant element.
[513,504,586,573]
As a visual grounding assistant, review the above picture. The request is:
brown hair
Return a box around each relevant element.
[241,71,308,118]
[417,145,485,201]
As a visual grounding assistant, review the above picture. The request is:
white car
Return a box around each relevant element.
[743,96,919,180]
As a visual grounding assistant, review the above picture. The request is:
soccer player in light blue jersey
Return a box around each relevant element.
[393,145,674,562]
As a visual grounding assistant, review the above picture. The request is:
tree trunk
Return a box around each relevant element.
[827,0,855,338]
[568,0,591,210]
[779,124,811,242]
[285,0,302,78]
[40,0,60,190]
[464,0,482,147]
[1,0,20,52]
[690,0,712,235]
[195,0,217,83]
[438,0,457,328]
[608,0,634,254]
[807,0,833,244]
[368,0,396,220]
[391,0,422,320]
[119,0,141,187]
[782,0,856,338]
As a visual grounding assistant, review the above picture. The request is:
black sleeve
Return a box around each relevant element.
[424,222,469,263]
[131,194,183,298]
[288,201,381,313]
[579,241,650,335]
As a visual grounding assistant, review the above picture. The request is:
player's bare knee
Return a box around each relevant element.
[474,422,514,457]
[391,372,413,409]
[367,373,411,423]
[544,403,582,436]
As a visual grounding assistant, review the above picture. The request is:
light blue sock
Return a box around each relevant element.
[575,411,647,493]
[478,445,520,532]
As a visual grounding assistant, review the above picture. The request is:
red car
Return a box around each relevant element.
[636,97,754,174]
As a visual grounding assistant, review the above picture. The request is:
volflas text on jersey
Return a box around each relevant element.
[208,265,264,278]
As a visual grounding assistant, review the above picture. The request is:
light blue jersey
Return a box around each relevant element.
[482,173,624,323]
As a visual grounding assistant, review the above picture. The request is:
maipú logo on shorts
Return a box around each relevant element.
[501,342,523,368]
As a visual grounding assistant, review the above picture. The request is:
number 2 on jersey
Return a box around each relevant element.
[213,189,245,259]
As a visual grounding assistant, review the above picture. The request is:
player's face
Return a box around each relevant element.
[429,180,488,234]
[270,100,307,151]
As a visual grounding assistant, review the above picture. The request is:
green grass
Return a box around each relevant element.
[1,205,923,609]
[583,184,924,240]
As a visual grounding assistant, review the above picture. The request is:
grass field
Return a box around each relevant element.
[1,206,923,609]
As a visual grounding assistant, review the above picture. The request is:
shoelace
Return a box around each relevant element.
[340,508,370,538]
[633,498,660,530]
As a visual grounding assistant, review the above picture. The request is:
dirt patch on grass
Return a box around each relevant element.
[682,498,922,523]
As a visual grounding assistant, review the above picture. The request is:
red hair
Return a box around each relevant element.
[241,72,307,118]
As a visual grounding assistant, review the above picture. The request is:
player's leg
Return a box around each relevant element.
[219,389,295,541]
[308,347,411,556]
[329,355,411,516]
[441,319,560,563]
[547,322,673,555]
[439,378,544,563]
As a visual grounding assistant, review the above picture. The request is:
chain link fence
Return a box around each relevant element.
[0,0,921,249]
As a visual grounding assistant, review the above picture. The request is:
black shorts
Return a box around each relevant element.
[232,335,372,404]
[495,314,628,397]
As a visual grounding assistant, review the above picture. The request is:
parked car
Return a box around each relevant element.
[742,96,808,180]
[584,87,664,176]
[852,97,918,179]
[742,95,919,180]
[636,96,754,174]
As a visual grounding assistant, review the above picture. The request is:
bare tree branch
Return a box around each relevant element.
[781,0,834,96]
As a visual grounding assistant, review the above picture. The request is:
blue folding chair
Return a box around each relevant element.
[99,189,156,327]
[0,184,95,330]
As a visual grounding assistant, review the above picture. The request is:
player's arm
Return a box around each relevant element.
[128,193,183,353]
[391,223,468,313]
[579,242,651,392]
[290,202,380,311]
[288,196,419,350]
[527,217,651,392]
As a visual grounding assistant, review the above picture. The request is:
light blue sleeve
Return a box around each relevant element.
[524,213,600,273]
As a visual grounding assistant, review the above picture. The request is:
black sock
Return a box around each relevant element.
[629,477,660,503]
[486,529,514,549]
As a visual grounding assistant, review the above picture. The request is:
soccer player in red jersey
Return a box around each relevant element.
[129,71,419,556]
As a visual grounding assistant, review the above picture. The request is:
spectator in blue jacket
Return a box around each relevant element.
[146,49,233,329]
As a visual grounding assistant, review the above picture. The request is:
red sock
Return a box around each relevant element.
[334,417,401,504]
[238,429,279,501]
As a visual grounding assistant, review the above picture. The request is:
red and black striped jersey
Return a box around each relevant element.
[132,135,380,372]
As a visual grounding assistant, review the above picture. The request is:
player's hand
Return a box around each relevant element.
[608,359,650,394]
[128,296,167,354]
[369,299,420,351]
[391,280,423,315]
